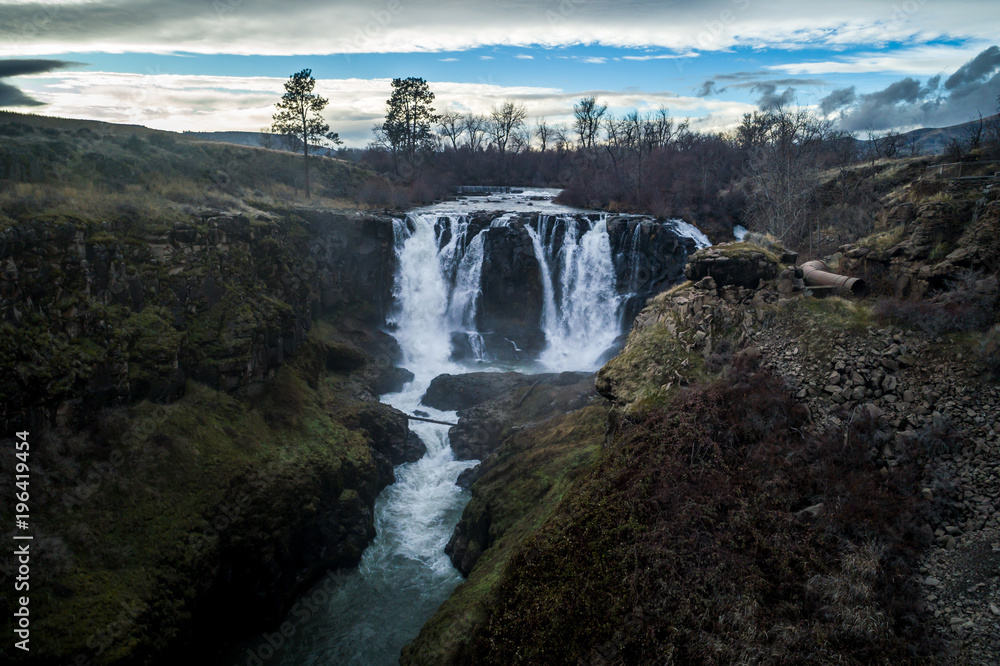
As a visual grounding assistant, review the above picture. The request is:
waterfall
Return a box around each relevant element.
[536,218,622,370]
[445,231,486,360]
[388,212,627,370]
[387,214,459,380]
[232,189,711,666]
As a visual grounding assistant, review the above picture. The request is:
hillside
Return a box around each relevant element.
[404,169,1000,665]
[3,111,999,664]
[0,112,373,220]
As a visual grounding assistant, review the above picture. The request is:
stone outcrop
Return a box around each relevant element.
[442,372,597,461]
[422,370,589,411]
[841,185,1000,301]
[0,204,416,664]
[683,242,782,289]
[477,220,547,357]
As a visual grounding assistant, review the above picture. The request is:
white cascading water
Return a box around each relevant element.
[528,216,622,370]
[232,189,711,665]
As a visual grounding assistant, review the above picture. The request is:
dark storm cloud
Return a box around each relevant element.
[0,58,81,107]
[696,80,718,97]
[0,59,79,77]
[834,46,1000,131]
[819,86,856,115]
[752,82,796,109]
[944,45,1000,90]
[866,77,923,105]
[0,81,44,106]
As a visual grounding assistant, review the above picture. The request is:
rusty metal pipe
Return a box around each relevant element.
[801,260,868,296]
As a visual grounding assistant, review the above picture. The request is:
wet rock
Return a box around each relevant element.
[356,402,427,467]
[423,371,590,411]
[456,464,483,490]
[478,222,546,356]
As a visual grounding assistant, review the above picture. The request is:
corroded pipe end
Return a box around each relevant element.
[801,260,867,297]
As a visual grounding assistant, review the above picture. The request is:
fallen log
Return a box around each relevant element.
[406,414,458,427]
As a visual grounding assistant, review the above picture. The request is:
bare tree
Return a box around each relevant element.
[509,127,532,155]
[866,125,902,161]
[438,110,464,150]
[462,113,488,151]
[903,131,922,157]
[551,124,571,153]
[488,100,528,154]
[259,126,277,150]
[965,111,985,153]
[574,96,607,149]
[742,107,834,247]
[534,117,552,152]
[643,106,675,151]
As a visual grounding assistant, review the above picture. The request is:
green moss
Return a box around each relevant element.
[929,240,956,261]
[596,320,703,412]
[716,240,783,265]
[7,325,379,663]
[403,406,607,665]
[857,225,906,254]
[781,296,873,332]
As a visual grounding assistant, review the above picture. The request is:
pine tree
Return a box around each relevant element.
[375,77,439,172]
[271,69,341,199]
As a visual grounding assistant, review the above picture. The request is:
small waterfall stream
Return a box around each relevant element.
[231,189,710,665]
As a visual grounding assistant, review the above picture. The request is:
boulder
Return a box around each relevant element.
[422,370,590,411]
[684,243,781,289]
[446,371,597,460]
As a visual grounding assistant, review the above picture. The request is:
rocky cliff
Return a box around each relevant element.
[1,208,397,430]
[0,204,420,664]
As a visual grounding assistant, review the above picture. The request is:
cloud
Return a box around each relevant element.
[621,53,696,61]
[715,71,770,81]
[0,59,81,78]
[696,80,717,97]
[770,44,991,76]
[581,57,607,64]
[867,77,923,105]
[944,45,1000,90]
[514,54,533,60]
[2,1,998,57]
[830,46,1000,131]
[0,81,45,107]
[0,58,81,107]
[818,86,856,114]
[751,82,796,109]
[438,57,459,62]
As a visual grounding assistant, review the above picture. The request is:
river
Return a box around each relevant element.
[226,188,709,665]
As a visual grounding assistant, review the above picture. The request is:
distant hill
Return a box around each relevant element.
[895,114,999,155]
[184,130,341,156]
[184,130,275,147]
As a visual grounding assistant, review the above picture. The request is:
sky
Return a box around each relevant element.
[1,0,999,147]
